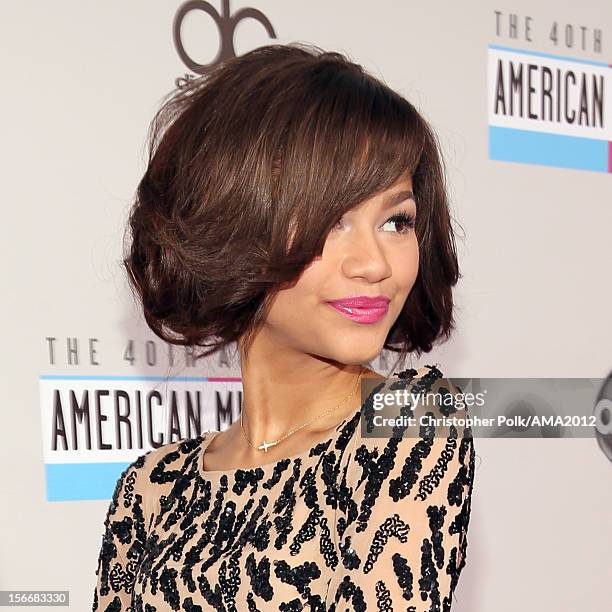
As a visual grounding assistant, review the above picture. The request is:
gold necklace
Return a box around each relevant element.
[240,367,365,452]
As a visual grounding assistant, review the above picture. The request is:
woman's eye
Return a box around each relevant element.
[380,212,416,234]
[331,212,416,234]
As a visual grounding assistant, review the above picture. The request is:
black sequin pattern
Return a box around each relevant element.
[92,365,476,611]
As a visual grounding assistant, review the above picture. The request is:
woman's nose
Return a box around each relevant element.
[340,229,392,281]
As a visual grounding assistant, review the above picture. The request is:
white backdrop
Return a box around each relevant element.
[1,1,611,610]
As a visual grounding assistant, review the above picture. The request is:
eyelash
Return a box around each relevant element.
[332,212,416,235]
[383,212,416,234]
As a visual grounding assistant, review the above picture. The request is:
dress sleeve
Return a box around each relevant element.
[92,452,154,611]
[326,377,476,611]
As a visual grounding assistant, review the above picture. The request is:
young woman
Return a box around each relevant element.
[93,43,475,611]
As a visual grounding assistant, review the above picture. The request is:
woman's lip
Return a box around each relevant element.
[327,296,390,308]
[326,302,389,324]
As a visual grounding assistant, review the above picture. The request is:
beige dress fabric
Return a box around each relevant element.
[93,365,475,611]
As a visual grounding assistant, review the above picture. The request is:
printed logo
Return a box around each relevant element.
[39,373,242,501]
[173,0,277,81]
[488,44,612,172]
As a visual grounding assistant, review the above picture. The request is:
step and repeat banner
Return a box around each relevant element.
[2,2,611,610]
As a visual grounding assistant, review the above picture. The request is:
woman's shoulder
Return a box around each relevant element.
[122,435,206,475]
[328,367,476,608]
[352,363,473,485]
[362,362,466,424]
[360,362,457,419]
[113,435,207,500]
[389,362,452,390]
[105,435,208,532]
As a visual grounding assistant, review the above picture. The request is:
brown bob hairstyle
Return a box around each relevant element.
[123,42,460,366]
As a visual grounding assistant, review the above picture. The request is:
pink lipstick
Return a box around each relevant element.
[326,295,390,324]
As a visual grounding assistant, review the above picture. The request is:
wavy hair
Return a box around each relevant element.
[123,42,460,365]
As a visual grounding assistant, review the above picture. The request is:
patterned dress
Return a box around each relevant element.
[92,364,476,611]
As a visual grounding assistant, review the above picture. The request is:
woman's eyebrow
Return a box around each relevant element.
[382,189,415,209]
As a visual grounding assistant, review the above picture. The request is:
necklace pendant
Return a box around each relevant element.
[257,439,278,452]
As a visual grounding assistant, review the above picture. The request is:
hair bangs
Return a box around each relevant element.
[275,62,427,272]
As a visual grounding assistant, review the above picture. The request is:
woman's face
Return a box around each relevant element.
[262,173,419,366]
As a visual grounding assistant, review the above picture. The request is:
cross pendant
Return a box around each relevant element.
[257,440,278,452]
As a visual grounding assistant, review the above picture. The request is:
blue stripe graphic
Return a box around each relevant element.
[488,44,610,67]
[489,126,609,172]
[46,462,131,501]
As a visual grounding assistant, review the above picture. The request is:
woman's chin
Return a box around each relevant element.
[320,342,385,367]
